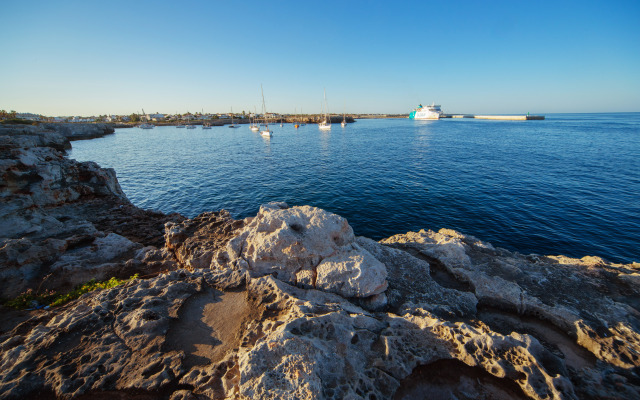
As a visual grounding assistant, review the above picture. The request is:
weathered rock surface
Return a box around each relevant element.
[165,210,245,270]
[0,124,183,298]
[1,127,639,399]
[0,269,566,400]
[382,228,640,399]
[212,202,388,299]
[2,215,639,399]
[0,123,116,143]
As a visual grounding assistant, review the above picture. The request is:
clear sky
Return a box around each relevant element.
[1,0,639,116]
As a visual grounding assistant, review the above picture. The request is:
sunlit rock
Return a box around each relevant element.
[215,202,388,299]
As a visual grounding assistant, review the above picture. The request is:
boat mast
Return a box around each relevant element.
[261,84,268,129]
[323,88,330,124]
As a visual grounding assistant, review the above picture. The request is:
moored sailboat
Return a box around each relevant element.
[175,112,185,128]
[250,106,260,131]
[229,107,238,128]
[260,85,272,137]
[139,109,155,129]
[186,114,196,129]
[319,89,331,130]
[202,109,212,129]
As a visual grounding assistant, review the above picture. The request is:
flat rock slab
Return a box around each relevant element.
[165,288,254,369]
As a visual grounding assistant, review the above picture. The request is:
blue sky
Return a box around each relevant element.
[1,0,639,115]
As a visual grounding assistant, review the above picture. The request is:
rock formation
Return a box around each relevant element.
[0,123,182,298]
[1,125,639,399]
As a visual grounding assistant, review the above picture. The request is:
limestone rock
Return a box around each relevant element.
[165,210,244,270]
[382,228,640,384]
[214,202,388,299]
[0,268,605,400]
[0,125,183,298]
[356,236,477,318]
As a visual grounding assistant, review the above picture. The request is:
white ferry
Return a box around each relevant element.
[409,103,443,120]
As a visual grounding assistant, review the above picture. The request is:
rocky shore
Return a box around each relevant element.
[1,124,639,399]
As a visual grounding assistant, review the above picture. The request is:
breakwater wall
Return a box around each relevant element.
[441,114,545,120]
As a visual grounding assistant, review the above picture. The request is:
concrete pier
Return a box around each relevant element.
[441,114,545,120]
[473,115,545,120]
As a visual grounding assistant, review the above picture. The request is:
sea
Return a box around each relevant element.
[69,114,640,264]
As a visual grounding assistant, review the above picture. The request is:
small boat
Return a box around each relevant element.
[186,124,196,129]
[202,108,212,129]
[260,85,272,137]
[250,106,260,131]
[293,107,300,128]
[229,107,238,128]
[176,112,185,128]
[139,108,154,129]
[319,89,331,131]
[341,105,347,127]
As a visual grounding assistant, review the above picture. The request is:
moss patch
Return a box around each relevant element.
[4,275,139,309]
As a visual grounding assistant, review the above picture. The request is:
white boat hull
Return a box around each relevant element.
[261,130,272,137]
[413,113,441,120]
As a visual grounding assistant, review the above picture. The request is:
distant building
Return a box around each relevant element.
[70,116,96,122]
[150,113,165,121]
[16,113,43,121]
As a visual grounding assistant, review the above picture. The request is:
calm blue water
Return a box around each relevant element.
[69,114,640,264]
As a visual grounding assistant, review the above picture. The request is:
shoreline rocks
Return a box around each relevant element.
[0,124,182,298]
[1,125,639,399]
